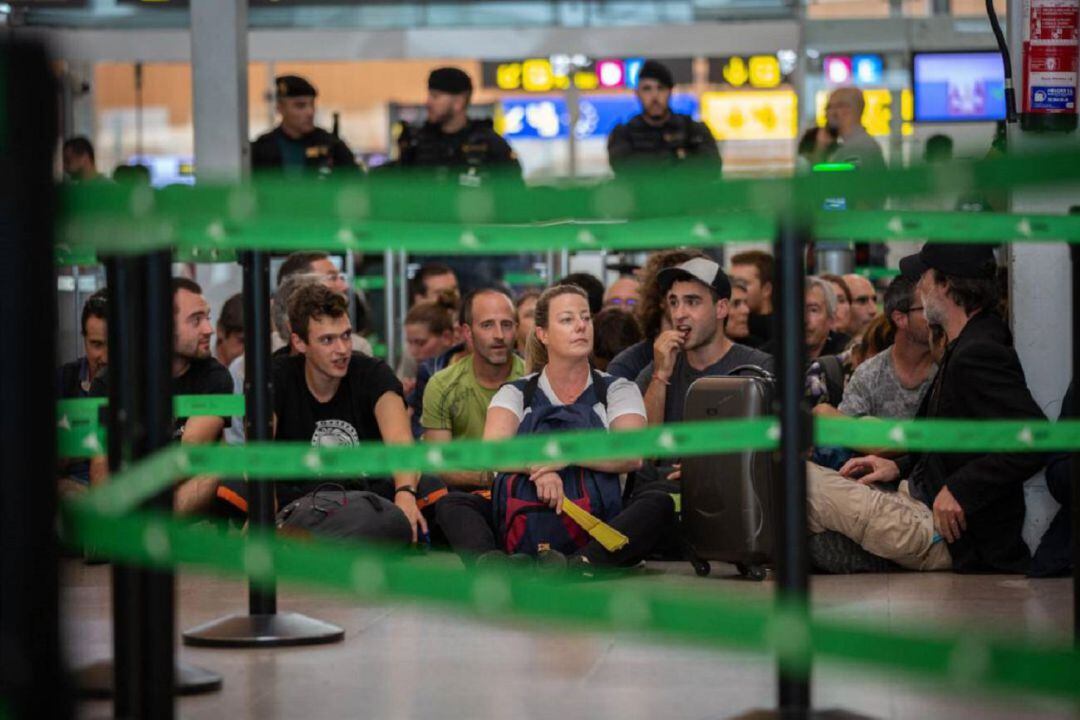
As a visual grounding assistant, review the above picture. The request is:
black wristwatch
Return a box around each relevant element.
[394,486,418,498]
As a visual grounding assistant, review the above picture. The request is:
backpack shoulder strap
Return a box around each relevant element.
[818,355,845,406]
[521,373,543,410]
[590,368,610,409]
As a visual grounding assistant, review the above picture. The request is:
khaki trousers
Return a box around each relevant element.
[805,462,952,571]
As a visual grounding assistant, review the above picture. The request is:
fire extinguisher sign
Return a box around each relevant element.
[1023,0,1080,113]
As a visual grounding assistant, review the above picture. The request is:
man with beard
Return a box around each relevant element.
[636,258,773,426]
[251,75,360,176]
[89,279,234,509]
[607,60,720,177]
[829,275,936,420]
[396,67,520,179]
[421,288,526,489]
[808,244,1045,573]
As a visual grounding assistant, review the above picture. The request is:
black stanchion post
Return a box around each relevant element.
[138,251,177,718]
[110,258,145,716]
[775,217,812,718]
[0,37,71,720]
[737,218,872,720]
[245,249,277,616]
[182,251,343,647]
[1072,243,1080,644]
[77,260,223,702]
[77,256,146,712]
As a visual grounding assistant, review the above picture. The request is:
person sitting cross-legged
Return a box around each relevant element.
[436,284,675,570]
[217,284,425,543]
[806,244,1046,574]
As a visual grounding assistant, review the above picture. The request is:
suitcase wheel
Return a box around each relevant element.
[736,563,768,582]
[691,559,711,577]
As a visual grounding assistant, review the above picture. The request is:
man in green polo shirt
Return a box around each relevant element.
[422,287,525,489]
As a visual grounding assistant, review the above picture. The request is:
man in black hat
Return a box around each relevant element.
[607,59,720,178]
[251,75,360,175]
[395,66,520,180]
[807,243,1046,574]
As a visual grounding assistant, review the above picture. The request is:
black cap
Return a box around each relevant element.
[428,67,473,95]
[275,75,317,100]
[657,258,732,300]
[898,243,997,280]
[637,60,674,89]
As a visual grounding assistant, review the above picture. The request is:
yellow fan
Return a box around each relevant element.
[560,500,629,552]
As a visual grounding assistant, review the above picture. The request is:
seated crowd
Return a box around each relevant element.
[61,243,1071,578]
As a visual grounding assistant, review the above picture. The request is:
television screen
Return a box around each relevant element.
[912,51,1006,122]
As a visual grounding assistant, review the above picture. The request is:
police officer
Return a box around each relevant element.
[607,60,720,177]
[396,67,521,181]
[251,75,360,176]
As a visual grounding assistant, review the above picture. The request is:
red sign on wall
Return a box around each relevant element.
[1022,0,1080,115]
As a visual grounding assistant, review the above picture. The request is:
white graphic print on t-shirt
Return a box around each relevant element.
[311,419,360,447]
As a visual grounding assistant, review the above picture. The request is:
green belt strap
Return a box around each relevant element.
[60,498,1080,702]
[57,395,244,458]
[73,418,1080,514]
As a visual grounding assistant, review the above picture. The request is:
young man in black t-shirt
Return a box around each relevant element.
[269,283,426,541]
[90,278,233,511]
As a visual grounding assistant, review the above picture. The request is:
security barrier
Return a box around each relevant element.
[56,149,1080,711]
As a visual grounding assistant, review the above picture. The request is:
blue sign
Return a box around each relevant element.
[624,58,646,89]
[499,93,699,140]
[1031,86,1075,111]
[851,54,884,85]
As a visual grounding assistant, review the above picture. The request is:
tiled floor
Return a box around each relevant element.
[66,559,1075,720]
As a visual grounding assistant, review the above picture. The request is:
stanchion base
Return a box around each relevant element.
[731,709,875,719]
[75,658,223,698]
[182,612,345,648]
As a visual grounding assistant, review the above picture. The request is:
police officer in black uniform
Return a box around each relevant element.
[251,75,360,176]
[607,60,720,177]
[396,67,521,182]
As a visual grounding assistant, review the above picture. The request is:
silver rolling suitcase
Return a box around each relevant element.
[680,368,776,580]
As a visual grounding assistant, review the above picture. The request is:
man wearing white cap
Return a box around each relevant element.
[635,257,773,426]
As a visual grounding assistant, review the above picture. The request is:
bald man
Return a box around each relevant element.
[603,276,641,311]
[843,273,879,335]
[823,87,885,174]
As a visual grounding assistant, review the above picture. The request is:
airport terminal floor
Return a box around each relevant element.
[65,560,1073,720]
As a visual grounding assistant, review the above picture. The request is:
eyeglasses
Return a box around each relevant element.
[905,306,924,314]
[299,271,347,284]
[606,298,638,307]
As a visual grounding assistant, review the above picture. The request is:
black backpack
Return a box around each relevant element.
[277,484,412,545]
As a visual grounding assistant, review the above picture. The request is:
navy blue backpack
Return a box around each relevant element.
[491,369,623,556]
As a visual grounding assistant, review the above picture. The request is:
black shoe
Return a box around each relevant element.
[807,531,898,574]
[535,548,568,575]
[567,555,596,579]
[475,550,510,570]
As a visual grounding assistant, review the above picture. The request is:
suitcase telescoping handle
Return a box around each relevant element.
[727,365,776,383]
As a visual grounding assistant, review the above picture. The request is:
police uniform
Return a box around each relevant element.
[606,59,720,177]
[250,75,361,176]
[397,118,519,173]
[607,113,720,176]
[391,67,521,182]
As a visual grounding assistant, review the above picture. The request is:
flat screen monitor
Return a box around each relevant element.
[912,51,1006,122]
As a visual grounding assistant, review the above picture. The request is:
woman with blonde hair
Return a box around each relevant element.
[436,285,675,570]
